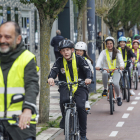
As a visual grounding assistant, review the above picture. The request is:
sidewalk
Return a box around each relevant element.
[36,50,102,139]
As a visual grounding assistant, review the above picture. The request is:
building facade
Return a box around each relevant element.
[0,0,40,65]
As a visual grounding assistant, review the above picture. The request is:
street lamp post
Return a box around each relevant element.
[87,0,96,93]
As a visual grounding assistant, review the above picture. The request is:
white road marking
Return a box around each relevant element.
[138,93,140,95]
[122,113,129,118]
[131,101,138,105]
[127,107,134,111]
[109,131,118,137]
[135,97,140,100]
[116,122,124,127]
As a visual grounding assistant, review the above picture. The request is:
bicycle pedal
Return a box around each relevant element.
[103,95,107,97]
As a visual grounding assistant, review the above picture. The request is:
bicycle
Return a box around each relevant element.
[131,61,139,90]
[120,60,131,102]
[100,68,120,115]
[0,94,39,140]
[54,80,93,140]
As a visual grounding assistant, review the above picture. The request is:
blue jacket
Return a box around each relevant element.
[51,35,64,52]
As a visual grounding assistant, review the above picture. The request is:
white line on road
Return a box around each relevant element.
[127,107,134,111]
[131,101,138,105]
[135,97,140,100]
[109,131,118,137]
[122,113,129,118]
[116,122,124,127]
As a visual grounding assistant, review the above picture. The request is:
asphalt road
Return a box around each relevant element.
[54,83,140,140]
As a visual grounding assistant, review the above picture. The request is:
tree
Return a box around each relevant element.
[103,0,122,45]
[119,0,140,37]
[72,0,87,41]
[20,0,68,123]
[95,0,119,48]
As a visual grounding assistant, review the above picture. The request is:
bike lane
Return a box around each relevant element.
[53,84,140,140]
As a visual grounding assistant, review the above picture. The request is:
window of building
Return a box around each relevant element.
[15,7,18,23]
[7,7,11,21]
[0,6,3,25]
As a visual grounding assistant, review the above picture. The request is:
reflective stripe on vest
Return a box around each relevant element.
[132,49,139,66]
[63,53,78,95]
[0,50,36,124]
[118,47,127,68]
[106,49,116,69]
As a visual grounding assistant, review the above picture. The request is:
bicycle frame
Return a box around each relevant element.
[107,71,116,101]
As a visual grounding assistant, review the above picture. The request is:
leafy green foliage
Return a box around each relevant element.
[20,0,68,19]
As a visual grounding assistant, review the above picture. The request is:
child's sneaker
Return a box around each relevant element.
[85,101,91,112]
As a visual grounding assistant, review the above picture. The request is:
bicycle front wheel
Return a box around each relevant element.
[109,85,114,115]
[65,109,74,140]
[74,112,80,140]
[134,72,138,90]
[124,73,130,102]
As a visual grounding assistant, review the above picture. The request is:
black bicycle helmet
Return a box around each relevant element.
[58,39,74,51]
[134,35,140,40]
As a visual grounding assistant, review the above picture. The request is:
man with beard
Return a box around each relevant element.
[0,21,39,140]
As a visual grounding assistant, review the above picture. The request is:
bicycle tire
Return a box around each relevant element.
[134,72,138,90]
[74,112,80,140]
[119,79,125,100]
[124,73,130,102]
[109,85,114,115]
[65,109,74,140]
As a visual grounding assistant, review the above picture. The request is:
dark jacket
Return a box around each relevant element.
[51,34,64,52]
[121,47,136,67]
[48,54,93,89]
[0,40,39,140]
[96,36,102,48]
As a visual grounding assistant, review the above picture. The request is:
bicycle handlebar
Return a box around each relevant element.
[54,80,94,86]
[0,115,36,128]
[100,68,119,73]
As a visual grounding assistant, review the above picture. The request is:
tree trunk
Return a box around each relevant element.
[77,8,84,42]
[39,17,54,123]
[124,29,129,37]
[111,31,118,47]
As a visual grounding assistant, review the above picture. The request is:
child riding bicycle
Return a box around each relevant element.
[75,41,94,111]
[95,36,124,106]
[48,39,92,140]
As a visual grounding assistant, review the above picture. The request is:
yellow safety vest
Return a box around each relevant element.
[118,47,127,67]
[132,49,139,66]
[63,53,78,96]
[106,49,116,69]
[85,57,87,60]
[126,44,132,49]
[0,50,36,124]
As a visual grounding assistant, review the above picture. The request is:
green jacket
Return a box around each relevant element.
[0,40,39,140]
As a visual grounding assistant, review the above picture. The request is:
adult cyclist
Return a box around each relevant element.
[48,39,92,140]
[117,36,136,96]
[96,36,124,106]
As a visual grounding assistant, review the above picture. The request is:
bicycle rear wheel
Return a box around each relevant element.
[109,85,114,115]
[134,72,138,90]
[124,73,130,102]
[74,112,80,140]
[65,109,74,140]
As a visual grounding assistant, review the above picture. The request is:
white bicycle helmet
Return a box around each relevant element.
[105,36,115,44]
[75,42,87,51]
